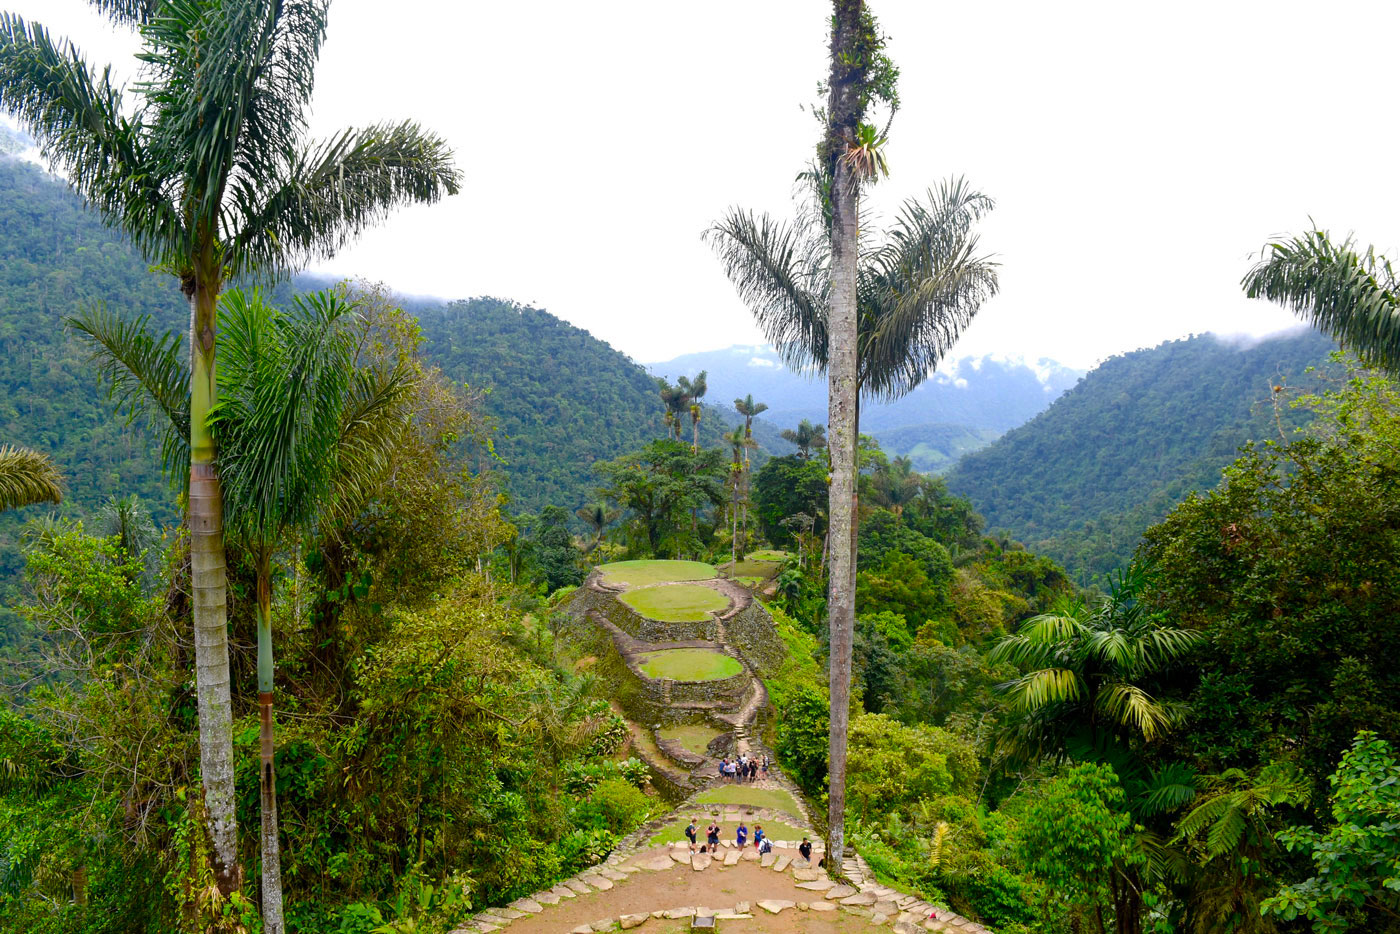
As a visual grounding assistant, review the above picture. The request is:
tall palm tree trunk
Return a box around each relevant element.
[825,139,861,876]
[255,547,285,934]
[186,277,240,894]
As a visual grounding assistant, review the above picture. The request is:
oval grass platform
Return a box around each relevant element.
[637,648,743,682]
[596,560,716,588]
[619,583,730,622]
[658,723,724,756]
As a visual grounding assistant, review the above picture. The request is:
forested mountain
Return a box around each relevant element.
[0,154,774,589]
[946,329,1337,584]
[650,344,1085,470]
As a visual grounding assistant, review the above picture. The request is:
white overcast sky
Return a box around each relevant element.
[12,0,1400,368]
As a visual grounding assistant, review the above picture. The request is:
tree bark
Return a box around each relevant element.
[187,280,241,895]
[824,0,863,876]
[256,548,285,934]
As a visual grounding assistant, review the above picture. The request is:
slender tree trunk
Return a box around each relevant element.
[187,278,241,894]
[256,548,285,934]
[825,110,861,881]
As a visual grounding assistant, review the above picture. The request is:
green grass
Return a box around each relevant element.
[647,817,809,846]
[637,649,743,682]
[735,576,762,588]
[726,560,780,578]
[619,584,730,622]
[658,723,723,756]
[695,785,803,817]
[596,560,716,587]
[746,550,789,562]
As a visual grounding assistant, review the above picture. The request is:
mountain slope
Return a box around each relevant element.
[945,330,1337,585]
[649,344,1084,470]
[0,156,759,590]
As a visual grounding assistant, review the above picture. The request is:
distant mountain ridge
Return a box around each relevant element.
[945,328,1337,585]
[648,344,1085,471]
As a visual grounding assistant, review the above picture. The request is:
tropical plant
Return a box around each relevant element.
[655,377,689,441]
[1244,228,1400,375]
[987,564,1202,764]
[575,502,619,556]
[0,444,62,512]
[677,370,708,451]
[0,0,461,898]
[72,288,414,929]
[781,419,828,459]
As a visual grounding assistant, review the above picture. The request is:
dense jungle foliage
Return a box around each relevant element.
[947,331,1335,586]
[755,366,1400,934]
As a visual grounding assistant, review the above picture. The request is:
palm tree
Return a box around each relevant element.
[872,454,918,515]
[733,393,768,544]
[0,444,62,511]
[73,288,411,931]
[678,370,708,451]
[1243,228,1400,374]
[986,566,1202,764]
[575,502,619,555]
[725,425,748,563]
[781,419,828,459]
[656,377,689,440]
[0,0,461,891]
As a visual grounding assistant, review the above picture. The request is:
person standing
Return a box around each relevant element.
[686,818,699,854]
[799,837,812,862]
[707,821,721,853]
[736,821,748,848]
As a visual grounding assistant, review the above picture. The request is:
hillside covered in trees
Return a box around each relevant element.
[946,330,1335,584]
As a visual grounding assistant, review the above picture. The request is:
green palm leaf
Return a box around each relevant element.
[1244,228,1400,374]
[0,444,63,511]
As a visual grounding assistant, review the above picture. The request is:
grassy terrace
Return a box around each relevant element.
[596,560,716,588]
[658,723,723,756]
[746,550,789,562]
[619,583,729,622]
[637,648,742,682]
[695,785,804,817]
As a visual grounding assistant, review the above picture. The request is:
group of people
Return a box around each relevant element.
[683,818,815,865]
[718,752,768,782]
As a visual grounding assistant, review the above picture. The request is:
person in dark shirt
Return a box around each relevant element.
[799,837,812,861]
[685,818,698,853]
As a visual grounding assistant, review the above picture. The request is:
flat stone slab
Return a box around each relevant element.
[841,892,878,906]
[580,875,613,891]
[713,913,753,921]
[758,900,796,914]
[551,884,577,899]
[872,912,891,925]
[601,867,628,881]
[741,849,760,861]
[875,900,899,916]
[809,901,837,912]
[565,879,593,894]
[509,898,543,913]
[723,849,741,866]
[791,857,811,869]
[793,869,824,882]
[471,924,499,933]
[759,853,776,867]
[663,907,696,919]
[691,854,712,871]
[497,908,526,920]
[618,865,640,874]
[797,879,837,891]
[535,890,560,905]
[894,923,922,934]
[645,856,675,871]
[773,855,792,872]
[670,850,690,864]
[825,885,858,899]
[571,926,592,934]
[589,920,614,932]
[620,915,647,930]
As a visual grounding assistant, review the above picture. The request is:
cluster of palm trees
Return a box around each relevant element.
[0,1,460,929]
[656,370,708,449]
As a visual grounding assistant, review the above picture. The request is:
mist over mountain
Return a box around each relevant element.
[648,344,1085,471]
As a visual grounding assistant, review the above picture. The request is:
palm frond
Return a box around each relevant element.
[323,358,415,526]
[859,178,999,401]
[0,13,181,255]
[87,0,159,27]
[1136,762,1200,817]
[231,120,461,278]
[211,288,355,542]
[1095,681,1177,742]
[1004,667,1084,712]
[67,304,191,488]
[1243,228,1400,374]
[0,445,63,511]
[704,207,828,374]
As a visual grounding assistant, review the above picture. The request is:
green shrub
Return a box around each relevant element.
[590,779,652,835]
